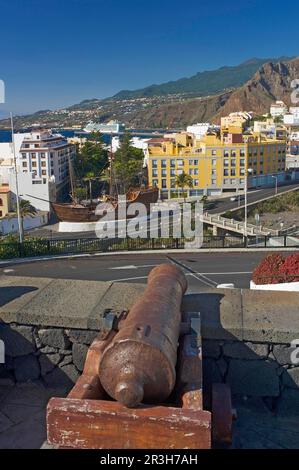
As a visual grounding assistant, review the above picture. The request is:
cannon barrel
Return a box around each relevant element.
[99,264,187,407]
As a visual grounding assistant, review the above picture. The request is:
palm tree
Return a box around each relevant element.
[17,199,37,240]
[174,172,193,202]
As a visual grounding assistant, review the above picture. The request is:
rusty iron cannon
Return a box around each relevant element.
[47,264,233,449]
[99,263,187,407]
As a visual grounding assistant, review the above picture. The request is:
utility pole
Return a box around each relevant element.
[10,113,23,243]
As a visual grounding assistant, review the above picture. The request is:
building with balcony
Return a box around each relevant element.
[146,128,287,198]
[0,130,76,212]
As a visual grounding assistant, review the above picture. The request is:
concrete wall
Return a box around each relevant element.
[1,276,299,416]
[0,212,48,235]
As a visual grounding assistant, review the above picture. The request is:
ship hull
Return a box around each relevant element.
[52,187,159,223]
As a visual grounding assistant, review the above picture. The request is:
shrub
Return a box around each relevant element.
[252,253,285,285]
[278,253,299,283]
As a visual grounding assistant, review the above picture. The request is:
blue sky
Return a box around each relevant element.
[0,0,298,116]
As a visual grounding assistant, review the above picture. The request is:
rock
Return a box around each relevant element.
[40,346,58,354]
[276,389,299,416]
[202,340,221,359]
[273,345,294,366]
[0,325,35,357]
[39,354,61,376]
[59,355,73,367]
[281,367,299,389]
[14,355,40,382]
[44,364,79,389]
[72,343,88,372]
[38,329,70,349]
[226,359,280,396]
[67,329,97,345]
[223,342,269,360]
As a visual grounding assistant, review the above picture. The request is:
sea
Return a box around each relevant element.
[0,128,165,144]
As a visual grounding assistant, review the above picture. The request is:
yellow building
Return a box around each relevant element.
[0,185,14,218]
[147,130,286,198]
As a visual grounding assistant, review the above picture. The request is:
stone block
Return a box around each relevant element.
[14,355,40,382]
[38,328,70,349]
[223,341,269,360]
[39,354,61,376]
[281,367,299,389]
[67,329,97,345]
[226,359,280,396]
[44,364,78,389]
[72,343,88,372]
[276,389,299,417]
[273,345,294,365]
[202,339,221,359]
[0,324,35,357]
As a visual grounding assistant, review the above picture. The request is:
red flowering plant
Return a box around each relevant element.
[252,254,285,285]
[277,253,299,283]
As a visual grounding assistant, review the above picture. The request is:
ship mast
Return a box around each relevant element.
[109,132,113,196]
[68,153,76,204]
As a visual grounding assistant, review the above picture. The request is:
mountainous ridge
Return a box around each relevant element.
[0,56,298,130]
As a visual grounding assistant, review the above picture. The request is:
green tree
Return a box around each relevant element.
[174,172,193,201]
[112,132,145,193]
[76,132,108,179]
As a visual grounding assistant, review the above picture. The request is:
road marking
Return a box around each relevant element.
[195,271,251,275]
[110,264,158,270]
[3,269,14,273]
[110,275,149,282]
[166,256,217,288]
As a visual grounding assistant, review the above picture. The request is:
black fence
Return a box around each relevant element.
[0,234,298,261]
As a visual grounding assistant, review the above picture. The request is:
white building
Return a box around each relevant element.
[253,120,276,136]
[283,107,299,126]
[0,129,76,212]
[270,101,288,118]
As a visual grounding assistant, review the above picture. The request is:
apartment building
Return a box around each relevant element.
[147,128,286,198]
[0,129,76,212]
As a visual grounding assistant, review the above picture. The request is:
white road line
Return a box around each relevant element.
[110,264,158,270]
[3,269,14,273]
[194,271,252,275]
[110,275,149,282]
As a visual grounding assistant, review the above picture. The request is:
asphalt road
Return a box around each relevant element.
[0,251,290,293]
[26,182,299,240]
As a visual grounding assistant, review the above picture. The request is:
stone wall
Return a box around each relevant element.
[1,275,299,416]
[0,323,98,389]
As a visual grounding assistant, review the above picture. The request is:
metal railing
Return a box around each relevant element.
[0,234,298,260]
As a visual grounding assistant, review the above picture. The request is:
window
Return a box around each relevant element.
[189,160,194,166]
[41,152,45,158]
[211,149,216,156]
[194,159,198,165]
[152,179,158,187]
[22,153,26,159]
[161,179,167,188]
[224,159,229,167]
[193,179,198,186]
[41,162,46,167]
[211,178,217,185]
[22,162,27,168]
[30,153,36,158]
[177,160,184,166]
[189,169,193,175]
[240,149,245,157]
[32,162,37,167]
[194,168,198,175]
[152,169,157,177]
[231,169,236,176]
[34,144,39,148]
[0,199,2,206]
[152,160,157,168]
[231,159,236,167]
[170,159,175,167]
[170,179,176,188]
[224,150,229,157]
[161,169,167,177]
[212,159,216,166]
[24,144,30,149]
[240,158,245,166]
[170,169,176,177]
[42,170,47,176]
[212,169,216,176]
[161,160,167,168]
[231,151,236,157]
[224,169,229,176]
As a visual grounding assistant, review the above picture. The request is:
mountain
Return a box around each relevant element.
[0,56,298,130]
[112,57,293,100]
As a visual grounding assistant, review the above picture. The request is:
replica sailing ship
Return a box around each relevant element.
[51,149,159,223]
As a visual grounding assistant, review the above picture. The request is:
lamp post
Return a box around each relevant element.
[244,167,253,241]
[10,113,23,244]
[272,175,278,195]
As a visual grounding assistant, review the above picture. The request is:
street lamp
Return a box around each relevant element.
[244,167,253,240]
[271,175,278,195]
